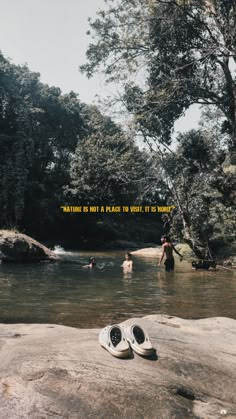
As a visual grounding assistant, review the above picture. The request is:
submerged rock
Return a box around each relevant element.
[0,230,59,262]
[0,315,235,418]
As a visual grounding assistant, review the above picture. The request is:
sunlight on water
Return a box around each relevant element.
[0,250,235,328]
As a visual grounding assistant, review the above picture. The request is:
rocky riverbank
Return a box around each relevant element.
[0,230,59,262]
[0,315,236,418]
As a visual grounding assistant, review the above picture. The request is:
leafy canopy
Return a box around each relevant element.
[68,106,155,205]
[82,0,236,148]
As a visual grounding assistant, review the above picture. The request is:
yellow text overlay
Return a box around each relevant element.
[60,205,176,214]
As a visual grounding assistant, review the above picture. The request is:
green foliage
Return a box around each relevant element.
[0,51,162,245]
[0,52,85,235]
[81,0,236,255]
[164,129,236,252]
[82,0,236,149]
[67,106,156,205]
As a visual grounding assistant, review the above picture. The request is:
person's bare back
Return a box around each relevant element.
[163,242,173,259]
[158,236,182,272]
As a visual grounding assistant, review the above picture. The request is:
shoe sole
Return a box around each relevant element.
[101,343,131,358]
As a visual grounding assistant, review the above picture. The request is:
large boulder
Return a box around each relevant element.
[175,243,194,260]
[0,230,59,262]
[0,315,235,418]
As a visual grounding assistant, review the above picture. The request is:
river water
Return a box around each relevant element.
[0,250,235,328]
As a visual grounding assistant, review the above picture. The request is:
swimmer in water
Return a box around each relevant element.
[121,252,133,272]
[83,257,97,268]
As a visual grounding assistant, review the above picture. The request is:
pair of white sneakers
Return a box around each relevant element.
[99,323,154,358]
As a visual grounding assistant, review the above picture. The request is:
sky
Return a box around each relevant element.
[0,0,201,133]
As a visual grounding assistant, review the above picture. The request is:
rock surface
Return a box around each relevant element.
[175,243,193,260]
[131,243,193,260]
[131,247,162,257]
[0,230,59,262]
[0,315,236,418]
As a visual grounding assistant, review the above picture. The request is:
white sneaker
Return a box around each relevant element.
[99,324,131,358]
[123,324,154,356]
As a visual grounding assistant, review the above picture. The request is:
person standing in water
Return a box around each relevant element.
[158,236,183,272]
[121,252,133,272]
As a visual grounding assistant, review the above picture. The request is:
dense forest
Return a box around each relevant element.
[0,51,162,248]
[0,0,236,257]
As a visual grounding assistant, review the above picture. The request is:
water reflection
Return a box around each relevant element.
[0,252,235,328]
[122,270,133,282]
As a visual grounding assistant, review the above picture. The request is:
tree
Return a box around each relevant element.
[67,106,156,205]
[163,129,236,257]
[81,0,236,151]
[80,0,236,256]
[0,52,86,237]
[0,52,34,227]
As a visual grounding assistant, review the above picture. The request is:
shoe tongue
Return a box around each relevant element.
[110,327,122,347]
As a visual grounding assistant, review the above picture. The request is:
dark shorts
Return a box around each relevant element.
[164,257,174,272]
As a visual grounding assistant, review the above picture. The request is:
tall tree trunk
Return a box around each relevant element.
[231,85,236,158]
